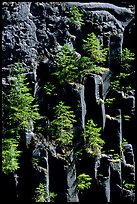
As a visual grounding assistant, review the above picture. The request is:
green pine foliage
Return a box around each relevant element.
[110,48,135,93]
[82,32,108,66]
[44,82,57,96]
[123,180,135,192]
[5,63,41,131]
[49,192,57,202]
[2,62,41,175]
[110,72,132,92]
[2,138,21,174]
[83,119,105,157]
[34,183,57,202]
[53,33,109,84]
[77,173,92,193]
[69,5,84,26]
[53,43,80,84]
[105,97,116,108]
[120,48,135,73]
[79,56,108,76]
[49,101,76,145]
[34,183,47,202]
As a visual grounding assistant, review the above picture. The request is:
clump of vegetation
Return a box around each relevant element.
[120,138,128,154]
[120,48,135,73]
[50,192,57,202]
[53,43,80,84]
[44,82,57,96]
[123,180,135,192]
[2,138,21,175]
[5,63,41,131]
[79,56,108,77]
[110,72,132,92]
[78,32,108,77]
[110,48,135,93]
[104,97,116,108]
[82,32,108,66]
[77,173,92,193]
[2,63,41,175]
[83,119,105,157]
[48,101,76,146]
[34,183,57,202]
[34,183,47,202]
[69,5,84,26]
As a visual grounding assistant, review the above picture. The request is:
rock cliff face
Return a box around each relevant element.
[2,2,135,203]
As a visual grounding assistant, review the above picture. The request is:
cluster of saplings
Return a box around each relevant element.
[2,5,135,202]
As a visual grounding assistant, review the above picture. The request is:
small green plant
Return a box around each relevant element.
[34,183,57,202]
[123,115,131,121]
[83,119,105,157]
[79,56,108,76]
[110,72,132,92]
[34,183,47,202]
[2,138,21,174]
[50,192,57,202]
[54,43,80,84]
[31,157,40,166]
[113,153,121,161]
[120,138,128,154]
[121,138,128,147]
[123,180,135,192]
[49,101,76,145]
[69,5,84,26]
[2,62,41,175]
[120,48,135,73]
[6,63,41,131]
[107,150,121,162]
[97,173,108,181]
[82,32,108,66]
[105,98,116,108]
[77,173,92,193]
[44,82,57,96]
[110,48,135,93]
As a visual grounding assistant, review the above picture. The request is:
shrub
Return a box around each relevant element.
[110,72,132,92]
[83,119,105,157]
[120,48,135,73]
[110,48,135,93]
[82,32,108,66]
[2,138,21,174]
[123,180,135,192]
[69,5,84,26]
[2,62,41,174]
[77,173,92,193]
[34,183,47,202]
[5,63,41,131]
[44,82,57,96]
[49,101,76,145]
[53,44,80,84]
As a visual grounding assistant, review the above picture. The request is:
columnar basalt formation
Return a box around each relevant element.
[2,2,135,203]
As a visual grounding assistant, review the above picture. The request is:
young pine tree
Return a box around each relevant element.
[2,62,41,175]
[48,101,76,146]
[53,44,80,84]
[83,119,105,157]
[82,32,108,66]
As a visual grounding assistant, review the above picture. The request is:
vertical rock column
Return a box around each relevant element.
[84,74,106,129]
[64,151,79,202]
[104,109,123,201]
[32,138,50,202]
[77,84,86,130]
[97,156,111,202]
[104,109,122,154]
